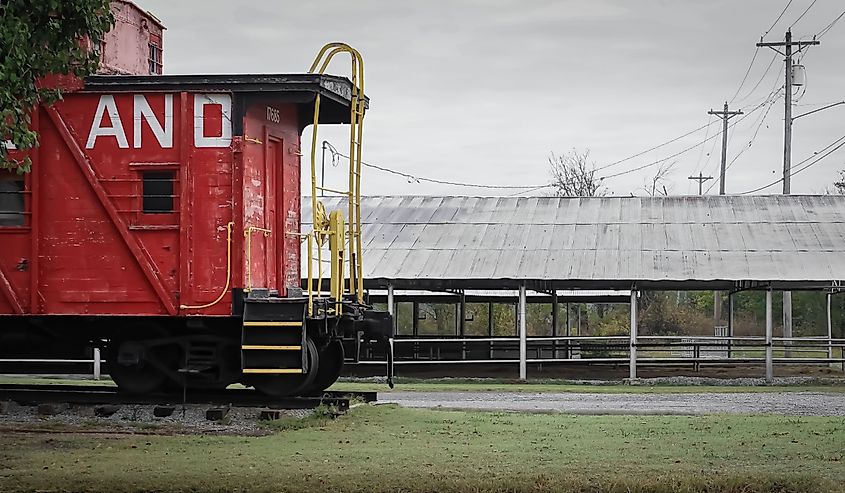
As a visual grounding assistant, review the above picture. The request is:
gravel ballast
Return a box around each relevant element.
[0,400,313,435]
[382,391,845,416]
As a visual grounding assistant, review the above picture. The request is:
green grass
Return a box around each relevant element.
[0,375,115,386]
[1,405,843,492]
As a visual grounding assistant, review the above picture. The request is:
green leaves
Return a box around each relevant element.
[0,0,113,172]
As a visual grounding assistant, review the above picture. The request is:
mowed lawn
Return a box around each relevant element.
[1,405,844,493]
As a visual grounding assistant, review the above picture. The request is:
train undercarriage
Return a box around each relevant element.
[0,292,393,396]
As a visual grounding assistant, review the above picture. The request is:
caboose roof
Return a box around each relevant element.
[83,73,366,126]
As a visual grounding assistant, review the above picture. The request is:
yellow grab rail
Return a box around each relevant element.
[180,222,234,310]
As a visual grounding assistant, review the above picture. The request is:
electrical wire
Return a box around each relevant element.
[817,8,845,38]
[698,129,722,182]
[327,149,551,190]
[729,48,760,104]
[703,88,782,194]
[766,0,794,36]
[593,120,718,173]
[737,133,845,194]
[691,114,715,177]
[599,97,770,181]
[727,0,794,107]
[507,184,556,197]
[790,0,818,29]
[734,52,780,105]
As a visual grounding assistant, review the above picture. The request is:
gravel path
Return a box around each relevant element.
[381,391,845,416]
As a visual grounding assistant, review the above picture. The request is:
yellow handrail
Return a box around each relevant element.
[243,226,271,292]
[307,42,366,305]
[180,222,234,310]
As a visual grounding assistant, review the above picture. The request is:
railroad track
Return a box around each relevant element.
[0,384,377,412]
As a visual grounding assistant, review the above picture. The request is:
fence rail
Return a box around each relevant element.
[377,335,845,376]
[0,348,102,380]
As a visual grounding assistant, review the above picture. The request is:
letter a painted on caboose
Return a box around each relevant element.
[86,95,129,149]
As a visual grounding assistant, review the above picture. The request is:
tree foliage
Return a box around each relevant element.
[548,149,606,197]
[0,0,113,172]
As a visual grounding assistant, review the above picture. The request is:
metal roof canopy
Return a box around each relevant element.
[367,289,631,304]
[302,195,845,291]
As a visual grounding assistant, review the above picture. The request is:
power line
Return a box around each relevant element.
[507,184,556,197]
[737,133,845,195]
[704,88,782,194]
[766,0,794,36]
[790,0,819,29]
[729,0,799,105]
[593,120,717,172]
[328,149,551,190]
[729,48,760,103]
[599,98,769,181]
[698,128,722,180]
[817,8,845,38]
[691,113,715,177]
[734,52,780,105]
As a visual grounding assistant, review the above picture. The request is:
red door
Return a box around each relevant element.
[265,136,283,293]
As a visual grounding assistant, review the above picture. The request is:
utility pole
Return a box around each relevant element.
[757,31,819,193]
[708,102,743,194]
[705,102,740,328]
[687,172,713,195]
[757,30,819,354]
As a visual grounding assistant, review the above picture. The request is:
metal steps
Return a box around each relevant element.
[241,297,306,375]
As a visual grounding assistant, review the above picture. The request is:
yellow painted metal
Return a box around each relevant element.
[307,43,367,307]
[242,321,302,327]
[315,186,348,195]
[242,345,302,350]
[329,210,345,314]
[180,222,234,310]
[306,232,314,314]
[243,226,272,292]
[242,368,303,374]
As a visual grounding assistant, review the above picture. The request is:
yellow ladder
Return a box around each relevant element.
[305,43,367,316]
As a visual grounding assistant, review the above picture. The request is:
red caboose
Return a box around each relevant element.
[0,64,391,395]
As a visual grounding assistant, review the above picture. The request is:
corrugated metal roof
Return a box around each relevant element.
[302,195,845,290]
[365,289,631,303]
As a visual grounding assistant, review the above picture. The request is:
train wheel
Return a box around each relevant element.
[107,336,175,394]
[302,340,344,396]
[251,338,319,396]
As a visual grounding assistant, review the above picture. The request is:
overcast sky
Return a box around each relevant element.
[140,0,845,197]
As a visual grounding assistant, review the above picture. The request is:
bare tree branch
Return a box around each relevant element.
[639,160,675,196]
[548,149,606,197]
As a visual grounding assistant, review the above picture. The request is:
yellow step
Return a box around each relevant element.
[242,345,301,351]
[243,321,302,327]
[242,368,303,374]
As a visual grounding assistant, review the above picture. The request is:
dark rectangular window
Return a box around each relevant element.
[142,171,174,213]
[148,40,162,74]
[0,171,25,226]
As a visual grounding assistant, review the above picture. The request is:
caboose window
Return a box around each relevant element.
[142,171,174,213]
[148,40,162,75]
[0,170,25,227]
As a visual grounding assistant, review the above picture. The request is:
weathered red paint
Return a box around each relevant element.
[0,86,304,318]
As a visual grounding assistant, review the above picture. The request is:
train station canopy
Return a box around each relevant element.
[302,195,845,291]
